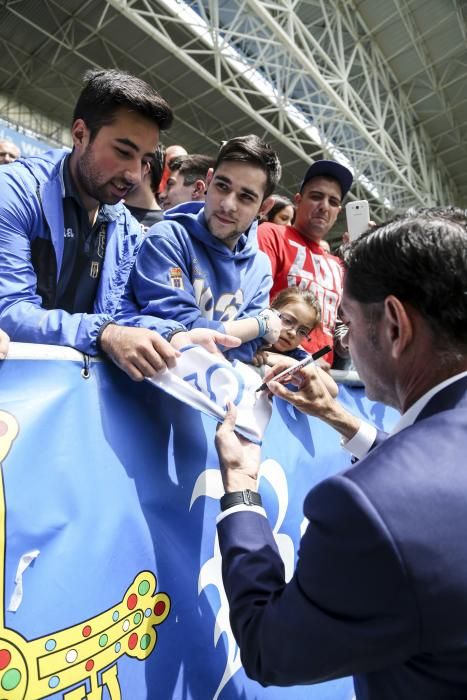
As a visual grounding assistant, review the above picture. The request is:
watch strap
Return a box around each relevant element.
[220,489,263,511]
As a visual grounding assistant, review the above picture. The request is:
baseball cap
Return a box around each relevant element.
[300,160,353,199]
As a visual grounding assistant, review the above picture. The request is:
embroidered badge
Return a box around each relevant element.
[169,267,184,289]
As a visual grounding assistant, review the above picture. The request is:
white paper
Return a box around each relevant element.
[147,345,272,443]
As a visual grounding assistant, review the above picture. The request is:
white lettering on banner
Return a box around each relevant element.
[19,141,44,157]
[286,242,342,330]
[182,362,244,407]
[0,126,49,157]
[195,459,295,700]
[0,349,362,700]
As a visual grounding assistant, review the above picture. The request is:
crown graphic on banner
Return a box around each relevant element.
[0,411,171,699]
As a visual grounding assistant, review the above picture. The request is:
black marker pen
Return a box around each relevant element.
[256,345,332,393]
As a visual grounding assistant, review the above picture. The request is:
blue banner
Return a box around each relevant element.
[0,346,398,699]
[0,118,56,158]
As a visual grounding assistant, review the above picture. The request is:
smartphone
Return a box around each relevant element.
[345,200,370,241]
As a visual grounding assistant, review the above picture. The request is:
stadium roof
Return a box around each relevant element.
[0,0,466,221]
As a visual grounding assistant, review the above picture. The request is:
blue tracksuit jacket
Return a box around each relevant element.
[0,149,181,354]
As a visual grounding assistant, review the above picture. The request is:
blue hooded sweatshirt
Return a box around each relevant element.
[116,201,273,362]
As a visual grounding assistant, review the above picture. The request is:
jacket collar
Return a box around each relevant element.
[417,374,467,422]
[390,371,467,435]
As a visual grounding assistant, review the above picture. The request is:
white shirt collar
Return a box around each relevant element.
[390,370,467,436]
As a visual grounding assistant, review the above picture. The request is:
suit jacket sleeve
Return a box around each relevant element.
[217,473,419,687]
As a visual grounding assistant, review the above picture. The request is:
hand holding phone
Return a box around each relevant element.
[345,200,370,241]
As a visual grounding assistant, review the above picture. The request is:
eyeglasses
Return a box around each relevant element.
[278,312,312,338]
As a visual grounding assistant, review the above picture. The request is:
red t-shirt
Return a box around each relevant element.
[258,222,344,363]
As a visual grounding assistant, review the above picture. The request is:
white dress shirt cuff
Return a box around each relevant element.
[216,504,267,524]
[341,420,377,460]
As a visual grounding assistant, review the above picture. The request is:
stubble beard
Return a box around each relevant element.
[206,213,243,249]
[76,150,115,205]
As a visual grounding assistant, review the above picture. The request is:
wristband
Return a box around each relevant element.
[256,309,280,339]
[256,315,267,338]
[220,490,263,511]
[96,320,115,350]
[165,327,187,343]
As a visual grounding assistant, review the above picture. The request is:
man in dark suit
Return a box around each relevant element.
[214,207,467,700]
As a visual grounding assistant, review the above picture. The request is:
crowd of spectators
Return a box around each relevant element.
[158,153,214,210]
[0,67,356,376]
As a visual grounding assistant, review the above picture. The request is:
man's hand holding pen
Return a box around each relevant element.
[258,353,363,443]
[215,345,361,484]
[256,345,332,393]
[216,355,342,481]
[262,354,339,413]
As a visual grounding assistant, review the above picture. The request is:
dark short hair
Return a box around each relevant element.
[267,196,295,223]
[168,154,214,185]
[73,69,173,139]
[149,144,165,193]
[404,205,467,223]
[343,208,467,350]
[213,135,282,199]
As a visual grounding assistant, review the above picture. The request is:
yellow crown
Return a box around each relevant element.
[0,412,171,699]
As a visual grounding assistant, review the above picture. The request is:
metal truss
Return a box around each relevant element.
[389,0,467,164]
[1,0,459,217]
[0,0,230,151]
[0,85,71,149]
[106,0,458,218]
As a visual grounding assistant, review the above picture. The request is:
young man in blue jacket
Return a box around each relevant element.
[116,135,283,362]
[0,70,235,380]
